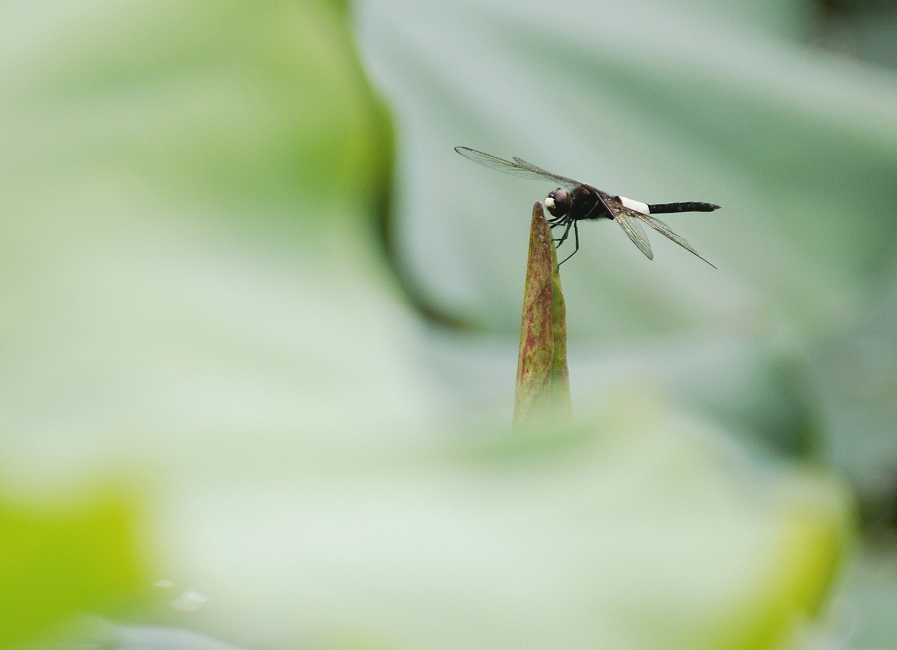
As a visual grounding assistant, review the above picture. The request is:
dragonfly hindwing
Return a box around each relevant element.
[638,214,716,268]
[615,215,654,260]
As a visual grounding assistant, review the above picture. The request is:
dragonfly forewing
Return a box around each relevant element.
[454,147,573,186]
[510,157,580,191]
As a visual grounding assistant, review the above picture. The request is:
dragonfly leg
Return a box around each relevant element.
[557,220,580,266]
[554,218,574,247]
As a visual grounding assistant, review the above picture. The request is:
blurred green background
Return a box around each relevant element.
[1,0,896,648]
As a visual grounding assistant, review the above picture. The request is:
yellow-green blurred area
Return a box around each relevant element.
[0,0,895,648]
[0,493,143,647]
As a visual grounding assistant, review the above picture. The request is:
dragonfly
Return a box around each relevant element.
[455,146,719,267]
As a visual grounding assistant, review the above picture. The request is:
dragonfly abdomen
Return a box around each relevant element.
[647,201,720,214]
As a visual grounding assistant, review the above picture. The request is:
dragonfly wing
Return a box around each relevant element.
[615,214,654,260]
[510,156,580,191]
[637,214,717,268]
[455,147,571,185]
[593,189,652,259]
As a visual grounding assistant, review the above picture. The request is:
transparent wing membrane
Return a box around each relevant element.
[605,191,714,266]
[637,214,717,268]
[615,215,654,260]
[454,147,579,190]
[510,157,580,190]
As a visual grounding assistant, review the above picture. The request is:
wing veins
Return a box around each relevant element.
[615,215,654,260]
[510,156,580,191]
[454,147,580,189]
[637,214,717,268]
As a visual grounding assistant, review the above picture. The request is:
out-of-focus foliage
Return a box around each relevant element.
[0,0,881,648]
[809,0,897,70]
[0,0,412,492]
[0,0,385,215]
[355,0,897,645]
[356,0,897,494]
[0,494,143,647]
[131,399,851,650]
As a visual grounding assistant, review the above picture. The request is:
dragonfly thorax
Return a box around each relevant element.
[544,188,571,217]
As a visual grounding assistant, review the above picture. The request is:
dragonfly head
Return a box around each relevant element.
[544,188,571,217]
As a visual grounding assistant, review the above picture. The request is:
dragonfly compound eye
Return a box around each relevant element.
[545,189,570,217]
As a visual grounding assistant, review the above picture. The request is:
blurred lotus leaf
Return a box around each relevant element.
[0,494,143,648]
[0,0,884,648]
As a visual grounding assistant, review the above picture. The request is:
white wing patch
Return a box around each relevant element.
[616,195,650,215]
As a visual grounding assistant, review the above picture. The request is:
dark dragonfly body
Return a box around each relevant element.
[454,146,719,266]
